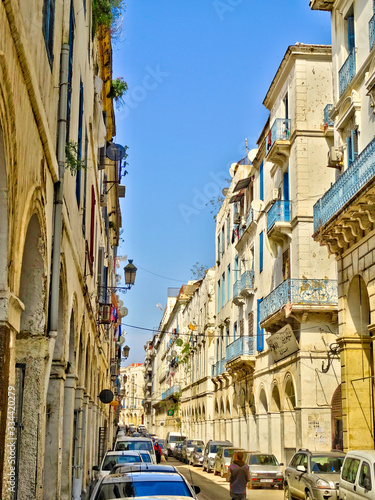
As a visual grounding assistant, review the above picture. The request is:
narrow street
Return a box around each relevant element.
[168,458,284,500]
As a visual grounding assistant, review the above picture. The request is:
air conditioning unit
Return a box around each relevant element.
[272,188,280,201]
[100,193,107,207]
[118,185,126,198]
[328,146,344,168]
[99,304,112,324]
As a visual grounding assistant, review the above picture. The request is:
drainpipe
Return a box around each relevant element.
[46,44,69,395]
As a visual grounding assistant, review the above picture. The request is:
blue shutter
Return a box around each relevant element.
[346,135,352,166]
[283,170,289,201]
[347,15,355,52]
[351,129,358,161]
[257,298,264,351]
[217,281,221,313]
[76,81,84,205]
[259,231,264,273]
[43,0,55,65]
[260,161,264,201]
[227,265,231,300]
[222,273,225,307]
[66,0,74,141]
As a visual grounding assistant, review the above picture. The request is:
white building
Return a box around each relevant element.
[120,363,145,427]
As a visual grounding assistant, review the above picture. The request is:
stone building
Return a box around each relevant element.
[0,1,127,498]
[120,363,145,427]
[311,0,375,450]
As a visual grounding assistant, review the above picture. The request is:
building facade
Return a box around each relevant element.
[0,1,127,498]
[120,363,145,427]
[311,0,375,450]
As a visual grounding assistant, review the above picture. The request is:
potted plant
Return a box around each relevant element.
[107,77,128,107]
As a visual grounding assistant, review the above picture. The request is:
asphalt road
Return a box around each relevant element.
[167,457,284,500]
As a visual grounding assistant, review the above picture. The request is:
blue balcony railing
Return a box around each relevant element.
[266,118,291,154]
[313,137,375,232]
[339,48,356,96]
[233,279,241,299]
[211,359,226,377]
[162,385,181,400]
[370,14,375,51]
[226,336,254,363]
[324,104,333,128]
[240,270,254,291]
[246,209,254,227]
[267,200,291,232]
[259,278,338,324]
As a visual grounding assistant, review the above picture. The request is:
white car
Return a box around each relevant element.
[92,450,144,479]
[114,436,157,464]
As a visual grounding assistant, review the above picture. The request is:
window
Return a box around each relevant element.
[227,264,231,300]
[359,461,372,490]
[283,170,289,201]
[259,161,264,201]
[282,248,291,281]
[43,0,55,66]
[240,318,244,337]
[347,129,358,166]
[226,327,230,346]
[284,93,289,120]
[217,280,221,313]
[233,322,237,340]
[89,185,96,265]
[248,312,254,337]
[222,273,225,308]
[226,217,230,247]
[346,9,355,52]
[66,0,74,141]
[76,81,84,206]
[259,231,264,273]
[257,298,264,351]
[221,226,225,255]
[342,457,360,483]
[217,235,220,263]
[234,256,239,283]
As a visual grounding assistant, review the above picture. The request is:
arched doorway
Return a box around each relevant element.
[284,375,297,464]
[331,384,343,450]
[270,384,282,459]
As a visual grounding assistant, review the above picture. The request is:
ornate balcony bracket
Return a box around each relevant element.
[267,142,291,169]
[267,222,292,248]
[232,294,245,306]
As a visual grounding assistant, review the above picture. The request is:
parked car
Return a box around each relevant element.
[214,447,245,478]
[202,440,233,472]
[174,442,184,461]
[181,439,205,464]
[242,452,283,489]
[339,450,375,499]
[165,431,186,457]
[89,464,201,499]
[284,449,345,500]
[92,451,144,479]
[114,436,157,464]
[189,445,204,467]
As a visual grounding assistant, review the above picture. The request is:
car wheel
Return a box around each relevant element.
[305,491,312,500]
[220,467,225,478]
[284,484,291,500]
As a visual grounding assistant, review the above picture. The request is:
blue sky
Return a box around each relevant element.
[113,1,331,364]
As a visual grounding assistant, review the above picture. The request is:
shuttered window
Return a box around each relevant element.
[259,161,264,201]
[257,298,264,351]
[248,312,254,337]
[43,0,55,66]
[259,231,264,273]
[66,0,74,141]
[240,318,244,337]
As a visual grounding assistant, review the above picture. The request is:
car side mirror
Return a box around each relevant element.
[192,485,201,494]
[92,465,99,471]
[296,465,307,473]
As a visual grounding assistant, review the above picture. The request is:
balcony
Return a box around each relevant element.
[339,49,356,97]
[233,279,244,305]
[232,271,254,305]
[323,104,334,134]
[266,201,292,248]
[211,358,226,379]
[259,278,338,331]
[313,137,375,255]
[266,118,291,167]
[370,14,375,52]
[225,336,255,372]
[162,385,181,400]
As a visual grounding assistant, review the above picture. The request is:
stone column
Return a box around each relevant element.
[43,362,65,500]
[60,374,77,500]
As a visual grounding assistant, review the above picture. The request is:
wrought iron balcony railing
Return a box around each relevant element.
[226,336,254,363]
[370,14,375,51]
[267,200,291,232]
[240,270,254,291]
[313,137,375,232]
[233,279,241,299]
[266,118,291,154]
[162,385,181,400]
[259,278,338,324]
[324,104,333,128]
[211,359,226,377]
[339,48,356,97]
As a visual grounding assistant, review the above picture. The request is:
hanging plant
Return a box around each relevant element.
[176,338,183,347]
[65,141,87,175]
[92,0,125,40]
[107,77,128,107]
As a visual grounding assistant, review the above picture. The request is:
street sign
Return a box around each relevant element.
[168,409,174,416]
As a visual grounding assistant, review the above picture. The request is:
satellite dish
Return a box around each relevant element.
[98,389,113,404]
[247,148,258,162]
[251,199,265,213]
[118,300,124,308]
[171,350,177,357]
[118,336,126,346]
[120,307,128,317]
[106,143,126,162]
[222,188,229,196]
[229,163,238,178]
[166,355,172,361]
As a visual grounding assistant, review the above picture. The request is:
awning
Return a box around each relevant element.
[233,177,252,193]
[229,190,245,203]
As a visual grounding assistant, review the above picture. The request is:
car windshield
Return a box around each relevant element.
[170,436,185,443]
[310,455,344,473]
[249,455,279,465]
[224,449,235,458]
[139,452,151,463]
[115,441,152,452]
[210,445,222,454]
[97,480,192,498]
[102,455,141,471]
[195,447,203,453]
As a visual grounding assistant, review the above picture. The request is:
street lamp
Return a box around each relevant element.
[123,345,130,359]
[124,260,137,287]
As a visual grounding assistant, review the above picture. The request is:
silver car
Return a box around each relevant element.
[284,449,345,500]
[214,447,245,478]
[243,452,283,490]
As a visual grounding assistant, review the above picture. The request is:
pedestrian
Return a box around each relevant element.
[154,441,162,464]
[227,451,251,500]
